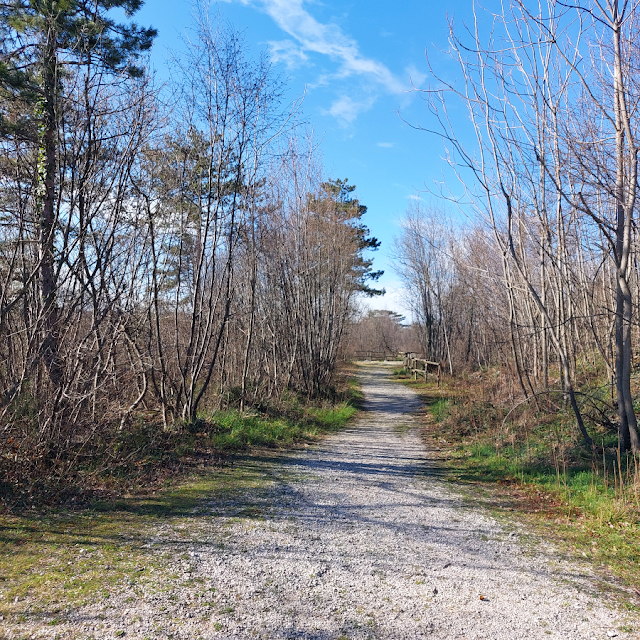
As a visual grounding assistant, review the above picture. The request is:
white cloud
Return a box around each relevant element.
[240,0,405,94]
[407,194,424,201]
[268,39,309,68]
[322,96,373,125]
[377,142,394,148]
[358,282,413,319]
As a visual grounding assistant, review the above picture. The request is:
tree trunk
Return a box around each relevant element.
[613,12,640,452]
[39,32,61,386]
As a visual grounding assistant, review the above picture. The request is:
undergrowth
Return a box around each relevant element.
[1,371,361,511]
[397,368,640,601]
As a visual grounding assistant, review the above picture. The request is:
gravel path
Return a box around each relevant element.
[11,363,638,639]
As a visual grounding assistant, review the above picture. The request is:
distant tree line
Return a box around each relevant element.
[0,1,380,489]
[342,309,422,359]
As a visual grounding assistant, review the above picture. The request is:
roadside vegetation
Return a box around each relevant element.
[0,0,379,508]
[2,372,361,510]
[0,370,361,627]
[394,368,640,601]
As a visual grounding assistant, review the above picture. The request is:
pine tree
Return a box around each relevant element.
[320,178,384,297]
[0,0,156,383]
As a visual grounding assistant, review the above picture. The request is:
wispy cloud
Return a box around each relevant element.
[377,142,394,148]
[236,0,405,94]
[268,39,309,69]
[321,96,374,125]
[407,194,424,201]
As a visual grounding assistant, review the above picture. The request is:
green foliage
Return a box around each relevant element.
[0,0,156,139]
[317,178,385,297]
[197,400,357,451]
[429,398,449,423]
[457,436,640,592]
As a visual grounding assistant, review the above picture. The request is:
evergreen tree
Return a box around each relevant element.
[0,0,156,383]
[320,178,384,297]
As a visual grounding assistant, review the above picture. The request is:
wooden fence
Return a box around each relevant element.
[402,352,442,387]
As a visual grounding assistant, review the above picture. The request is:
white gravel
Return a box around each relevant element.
[8,363,638,639]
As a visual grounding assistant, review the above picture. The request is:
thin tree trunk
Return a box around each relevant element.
[39,32,61,386]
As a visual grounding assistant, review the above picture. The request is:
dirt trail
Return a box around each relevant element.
[9,364,638,639]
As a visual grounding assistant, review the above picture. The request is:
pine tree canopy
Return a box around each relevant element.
[0,0,156,138]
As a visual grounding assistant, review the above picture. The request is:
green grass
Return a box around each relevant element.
[144,379,360,455]
[192,384,359,453]
[450,436,640,592]
[429,398,450,423]
[2,376,362,510]
[396,370,640,599]
[196,402,356,452]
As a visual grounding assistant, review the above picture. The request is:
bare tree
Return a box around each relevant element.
[411,0,640,451]
[393,202,455,371]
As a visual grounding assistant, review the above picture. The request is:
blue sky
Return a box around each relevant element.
[135,0,482,317]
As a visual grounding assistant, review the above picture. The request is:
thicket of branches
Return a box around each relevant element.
[342,309,422,359]
[0,2,380,492]
[395,0,640,452]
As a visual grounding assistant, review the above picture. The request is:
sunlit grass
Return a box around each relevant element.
[459,438,640,591]
[429,398,450,423]
[199,402,357,451]
[396,369,640,598]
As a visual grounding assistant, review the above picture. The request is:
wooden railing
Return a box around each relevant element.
[402,352,442,387]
